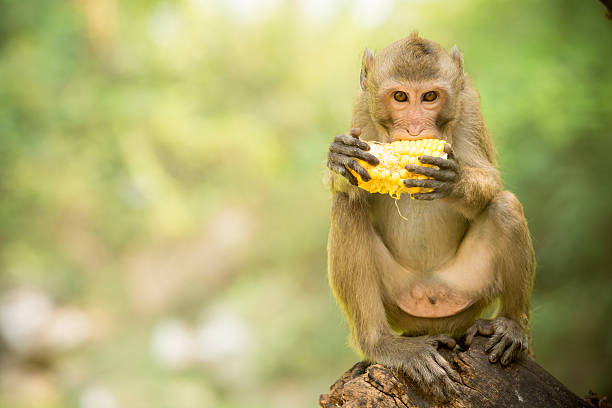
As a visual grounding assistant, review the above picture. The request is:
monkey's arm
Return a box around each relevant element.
[450,163,502,219]
[328,192,461,399]
[406,145,502,220]
[494,193,535,357]
[464,192,536,362]
[448,95,504,219]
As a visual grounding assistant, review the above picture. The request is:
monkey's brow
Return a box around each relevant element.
[380,82,450,93]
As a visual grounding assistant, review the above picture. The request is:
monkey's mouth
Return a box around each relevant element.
[390,128,437,141]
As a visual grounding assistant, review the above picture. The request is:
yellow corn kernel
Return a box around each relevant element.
[348,138,449,199]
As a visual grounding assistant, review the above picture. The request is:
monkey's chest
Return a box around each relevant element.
[395,282,476,318]
[370,197,468,272]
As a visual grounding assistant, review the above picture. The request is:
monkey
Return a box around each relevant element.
[326,33,535,400]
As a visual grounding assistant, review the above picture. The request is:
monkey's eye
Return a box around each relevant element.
[393,91,408,102]
[422,91,438,102]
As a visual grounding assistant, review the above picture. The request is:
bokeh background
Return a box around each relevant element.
[1,0,611,407]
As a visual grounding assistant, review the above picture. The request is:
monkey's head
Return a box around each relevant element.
[360,33,465,143]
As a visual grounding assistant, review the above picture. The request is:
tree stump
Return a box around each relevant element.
[319,336,608,408]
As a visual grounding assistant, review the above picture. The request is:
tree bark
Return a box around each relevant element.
[319,336,608,408]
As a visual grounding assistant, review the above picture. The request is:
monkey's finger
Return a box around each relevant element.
[350,128,362,138]
[464,326,477,348]
[426,356,458,399]
[465,320,494,347]
[500,342,521,366]
[440,375,459,398]
[433,335,456,350]
[488,335,511,363]
[444,143,456,160]
[481,325,495,336]
[485,331,503,352]
[410,190,452,200]
[344,158,372,182]
[432,374,456,399]
[410,192,436,200]
[417,359,447,399]
[402,179,444,189]
[406,361,427,389]
[330,143,379,165]
[437,370,459,398]
[404,360,428,391]
[418,155,458,172]
[329,152,356,171]
[430,384,448,400]
[328,160,358,185]
[329,142,374,162]
[403,180,453,199]
[329,152,362,176]
[334,134,370,151]
[405,165,456,181]
[433,352,462,384]
[411,361,428,384]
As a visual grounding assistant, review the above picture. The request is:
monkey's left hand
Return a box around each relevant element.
[463,317,528,365]
[404,145,459,200]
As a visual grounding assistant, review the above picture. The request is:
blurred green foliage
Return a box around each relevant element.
[0,0,611,407]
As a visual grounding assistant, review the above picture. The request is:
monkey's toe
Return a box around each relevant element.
[480,317,528,365]
[463,318,495,347]
[403,347,461,401]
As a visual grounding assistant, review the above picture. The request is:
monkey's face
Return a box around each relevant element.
[360,36,464,143]
[376,80,451,142]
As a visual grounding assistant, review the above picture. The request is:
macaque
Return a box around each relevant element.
[326,33,535,399]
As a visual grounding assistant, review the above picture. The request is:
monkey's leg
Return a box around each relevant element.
[438,191,535,364]
[328,192,462,399]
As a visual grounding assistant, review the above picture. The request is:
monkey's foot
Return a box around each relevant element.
[463,317,528,365]
[319,338,592,408]
[400,335,462,400]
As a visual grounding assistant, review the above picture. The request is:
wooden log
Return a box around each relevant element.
[319,336,606,408]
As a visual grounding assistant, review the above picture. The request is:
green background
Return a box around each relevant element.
[0,0,611,407]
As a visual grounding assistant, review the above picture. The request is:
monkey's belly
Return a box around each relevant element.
[396,283,476,318]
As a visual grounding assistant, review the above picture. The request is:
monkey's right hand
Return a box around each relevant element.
[327,128,380,186]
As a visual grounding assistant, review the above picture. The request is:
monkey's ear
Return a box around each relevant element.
[451,45,465,87]
[451,45,464,76]
[360,47,374,90]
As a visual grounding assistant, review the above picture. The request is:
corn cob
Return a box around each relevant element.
[348,138,449,199]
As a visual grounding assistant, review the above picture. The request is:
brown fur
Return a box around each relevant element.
[326,34,535,399]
